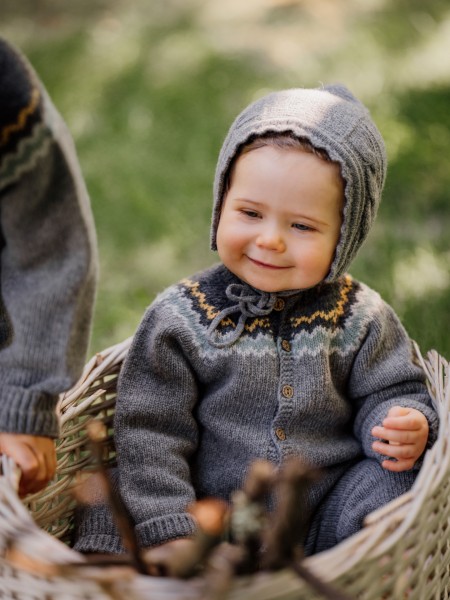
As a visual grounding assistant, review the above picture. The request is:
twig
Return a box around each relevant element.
[261,457,319,570]
[243,459,276,500]
[230,459,276,573]
[201,543,246,600]
[261,457,354,600]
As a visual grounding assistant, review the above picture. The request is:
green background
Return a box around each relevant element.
[2,0,449,358]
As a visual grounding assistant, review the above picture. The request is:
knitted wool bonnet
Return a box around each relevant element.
[210,85,387,282]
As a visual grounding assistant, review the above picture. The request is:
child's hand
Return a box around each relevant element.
[143,538,196,576]
[0,433,56,496]
[371,406,429,472]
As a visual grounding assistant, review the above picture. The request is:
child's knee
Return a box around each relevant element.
[336,458,416,542]
[306,458,417,554]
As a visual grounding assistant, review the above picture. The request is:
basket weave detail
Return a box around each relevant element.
[0,339,448,599]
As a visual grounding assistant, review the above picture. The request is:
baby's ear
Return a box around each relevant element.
[323,84,361,105]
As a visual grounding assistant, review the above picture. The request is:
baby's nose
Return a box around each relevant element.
[256,226,286,251]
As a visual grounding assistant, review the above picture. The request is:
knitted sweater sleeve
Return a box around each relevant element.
[350,299,439,467]
[114,297,199,548]
[0,39,98,437]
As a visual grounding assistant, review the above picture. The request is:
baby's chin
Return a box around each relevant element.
[245,278,324,294]
[241,278,297,294]
[236,268,325,294]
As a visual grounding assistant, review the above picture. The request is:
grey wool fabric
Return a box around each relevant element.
[74,266,438,554]
[305,457,417,554]
[0,38,98,437]
[211,85,387,282]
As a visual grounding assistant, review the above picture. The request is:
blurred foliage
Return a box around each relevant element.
[1,0,449,356]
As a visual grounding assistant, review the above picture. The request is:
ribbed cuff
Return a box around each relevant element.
[73,533,126,555]
[0,386,59,437]
[136,513,197,548]
[73,503,127,554]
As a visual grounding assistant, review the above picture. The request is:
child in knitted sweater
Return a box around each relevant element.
[75,84,438,556]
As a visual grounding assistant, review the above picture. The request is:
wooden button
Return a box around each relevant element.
[275,427,286,441]
[274,298,285,311]
[282,385,294,399]
[281,339,291,352]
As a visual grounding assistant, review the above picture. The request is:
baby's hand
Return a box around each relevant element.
[371,406,429,472]
[143,538,196,577]
[0,433,56,496]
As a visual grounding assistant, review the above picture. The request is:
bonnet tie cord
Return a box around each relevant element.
[207,283,296,348]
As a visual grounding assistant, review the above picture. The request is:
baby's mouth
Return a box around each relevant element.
[247,256,291,270]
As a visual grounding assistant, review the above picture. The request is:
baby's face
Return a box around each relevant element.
[216,145,344,292]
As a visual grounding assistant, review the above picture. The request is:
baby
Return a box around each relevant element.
[75,85,438,556]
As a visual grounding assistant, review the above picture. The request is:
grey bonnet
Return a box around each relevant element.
[210,85,387,282]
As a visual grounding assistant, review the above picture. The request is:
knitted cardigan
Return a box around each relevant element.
[88,263,437,551]
[0,38,98,437]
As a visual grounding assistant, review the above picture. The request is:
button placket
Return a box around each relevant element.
[273,299,295,451]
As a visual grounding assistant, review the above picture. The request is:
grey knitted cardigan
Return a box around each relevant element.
[74,265,438,553]
[0,38,98,437]
[74,85,437,553]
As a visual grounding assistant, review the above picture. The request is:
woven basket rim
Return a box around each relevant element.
[0,340,448,599]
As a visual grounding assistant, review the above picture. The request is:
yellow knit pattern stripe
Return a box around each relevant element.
[1,87,40,147]
[291,274,353,328]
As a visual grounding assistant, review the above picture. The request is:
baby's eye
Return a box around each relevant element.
[241,209,260,218]
[292,223,313,231]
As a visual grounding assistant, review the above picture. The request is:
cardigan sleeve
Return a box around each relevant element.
[114,298,199,548]
[349,300,439,468]
[0,39,98,437]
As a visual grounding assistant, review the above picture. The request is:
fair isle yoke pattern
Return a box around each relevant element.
[0,39,53,192]
[170,265,381,357]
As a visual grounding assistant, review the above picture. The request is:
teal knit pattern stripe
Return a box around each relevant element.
[169,270,380,358]
[0,121,52,191]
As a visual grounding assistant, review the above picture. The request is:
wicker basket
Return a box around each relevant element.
[0,339,449,599]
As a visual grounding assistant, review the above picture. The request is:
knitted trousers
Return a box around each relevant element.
[304,458,417,555]
[73,459,417,555]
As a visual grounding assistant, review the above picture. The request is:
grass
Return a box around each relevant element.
[2,0,449,358]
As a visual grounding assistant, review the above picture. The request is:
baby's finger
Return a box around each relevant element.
[9,445,40,482]
[44,447,57,482]
[382,413,422,431]
[20,472,48,496]
[387,406,410,418]
[381,457,415,472]
[372,440,417,460]
[18,451,49,496]
[371,426,419,445]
